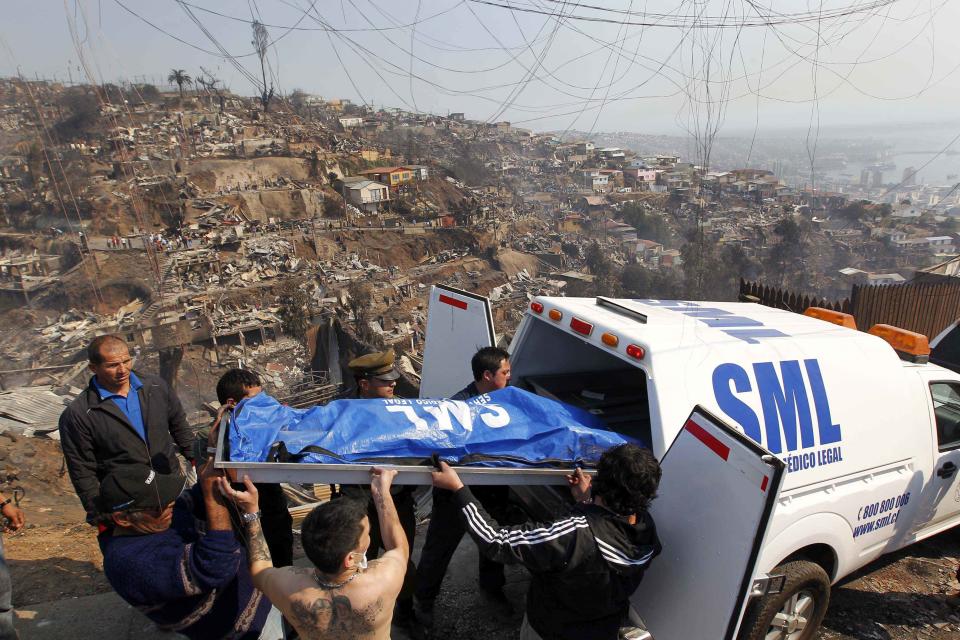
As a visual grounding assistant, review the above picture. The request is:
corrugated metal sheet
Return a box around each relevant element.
[0,386,70,434]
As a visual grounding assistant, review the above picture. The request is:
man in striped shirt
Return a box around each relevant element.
[430,443,662,640]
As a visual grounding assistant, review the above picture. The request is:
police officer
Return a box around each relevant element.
[339,350,422,635]
[349,349,400,399]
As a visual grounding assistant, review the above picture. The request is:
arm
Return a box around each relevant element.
[199,400,234,462]
[216,475,274,582]
[0,492,24,532]
[432,462,579,573]
[200,460,234,533]
[58,409,100,518]
[370,468,407,558]
[174,461,242,594]
[369,468,408,589]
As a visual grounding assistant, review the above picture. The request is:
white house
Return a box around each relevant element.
[344,180,390,213]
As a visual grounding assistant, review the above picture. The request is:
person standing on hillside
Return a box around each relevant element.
[59,335,195,522]
[415,346,515,627]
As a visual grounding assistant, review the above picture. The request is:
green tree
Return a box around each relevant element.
[346,280,373,333]
[764,217,806,288]
[167,69,192,100]
[405,130,420,163]
[54,89,100,139]
[678,228,748,300]
[585,241,619,296]
[621,263,683,299]
[276,281,310,343]
[836,200,869,224]
[620,202,672,244]
[680,227,714,299]
[137,84,160,101]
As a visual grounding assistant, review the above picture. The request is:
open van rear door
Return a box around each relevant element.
[631,407,785,640]
[420,285,496,399]
[931,319,960,374]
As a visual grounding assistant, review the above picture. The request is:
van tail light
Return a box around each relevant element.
[530,302,544,314]
[803,307,857,330]
[868,324,930,362]
[549,309,563,321]
[601,332,619,347]
[570,317,593,336]
[626,344,645,360]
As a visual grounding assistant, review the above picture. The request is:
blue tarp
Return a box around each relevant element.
[228,387,637,468]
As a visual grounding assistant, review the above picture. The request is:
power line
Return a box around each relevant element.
[466,0,902,29]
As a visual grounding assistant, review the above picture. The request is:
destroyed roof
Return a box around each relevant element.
[0,386,70,435]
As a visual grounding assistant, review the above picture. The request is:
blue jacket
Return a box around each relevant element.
[98,485,270,639]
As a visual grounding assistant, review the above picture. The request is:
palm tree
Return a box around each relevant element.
[167,69,192,101]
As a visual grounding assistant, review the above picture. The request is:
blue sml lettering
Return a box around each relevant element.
[805,358,841,445]
[638,300,787,344]
[712,363,762,443]
[754,361,814,454]
[711,359,842,453]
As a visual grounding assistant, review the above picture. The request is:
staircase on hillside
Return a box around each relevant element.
[138,253,176,326]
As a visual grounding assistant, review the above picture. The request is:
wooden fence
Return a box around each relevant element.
[738,280,851,315]
[739,278,960,339]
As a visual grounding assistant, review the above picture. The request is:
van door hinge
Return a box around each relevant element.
[751,574,786,597]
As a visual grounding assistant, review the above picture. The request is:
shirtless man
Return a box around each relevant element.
[219,468,408,639]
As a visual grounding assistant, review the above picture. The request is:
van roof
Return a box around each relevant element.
[533,297,896,363]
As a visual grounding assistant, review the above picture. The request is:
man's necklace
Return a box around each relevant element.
[314,569,360,590]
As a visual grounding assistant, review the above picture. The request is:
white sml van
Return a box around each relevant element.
[421,286,960,640]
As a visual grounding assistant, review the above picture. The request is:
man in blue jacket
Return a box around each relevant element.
[96,460,277,639]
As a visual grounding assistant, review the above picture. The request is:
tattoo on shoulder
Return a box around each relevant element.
[289,594,384,638]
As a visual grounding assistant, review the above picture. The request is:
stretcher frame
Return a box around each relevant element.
[213,416,594,486]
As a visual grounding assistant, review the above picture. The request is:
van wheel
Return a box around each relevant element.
[739,561,830,640]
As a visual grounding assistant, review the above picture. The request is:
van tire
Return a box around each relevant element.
[738,560,830,640]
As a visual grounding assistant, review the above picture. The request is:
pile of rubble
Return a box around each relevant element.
[512,232,556,253]
[34,301,144,359]
[221,238,308,286]
[221,337,309,392]
[489,268,566,303]
[209,303,282,338]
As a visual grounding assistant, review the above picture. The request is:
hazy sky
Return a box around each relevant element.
[3,0,960,137]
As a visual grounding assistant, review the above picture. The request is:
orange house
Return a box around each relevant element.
[359,166,414,190]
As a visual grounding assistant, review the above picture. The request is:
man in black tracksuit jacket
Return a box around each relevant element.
[431,443,662,640]
[59,336,194,521]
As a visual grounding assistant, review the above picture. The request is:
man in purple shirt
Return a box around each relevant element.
[96,461,275,638]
